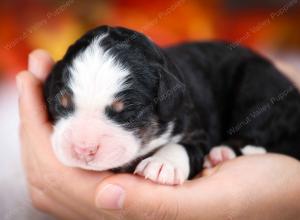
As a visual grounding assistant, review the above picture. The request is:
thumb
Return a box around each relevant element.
[95,174,192,220]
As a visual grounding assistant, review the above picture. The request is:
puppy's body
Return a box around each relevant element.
[44,26,300,185]
[166,42,300,159]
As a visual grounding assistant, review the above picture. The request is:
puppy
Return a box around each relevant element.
[44,26,300,185]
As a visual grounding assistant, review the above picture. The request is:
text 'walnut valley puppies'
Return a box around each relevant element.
[44,26,300,185]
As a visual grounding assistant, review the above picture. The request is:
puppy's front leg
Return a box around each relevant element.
[134,143,205,185]
[134,144,190,185]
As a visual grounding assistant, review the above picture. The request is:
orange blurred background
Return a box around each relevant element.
[0,0,300,80]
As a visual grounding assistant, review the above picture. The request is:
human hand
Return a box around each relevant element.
[17,50,300,220]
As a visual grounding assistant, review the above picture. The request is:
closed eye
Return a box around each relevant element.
[56,89,74,113]
[111,100,124,112]
[106,101,141,121]
[60,95,70,108]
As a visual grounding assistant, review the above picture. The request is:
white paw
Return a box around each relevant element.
[204,146,236,168]
[241,145,267,155]
[134,156,185,185]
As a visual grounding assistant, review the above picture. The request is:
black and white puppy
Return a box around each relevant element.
[44,25,300,185]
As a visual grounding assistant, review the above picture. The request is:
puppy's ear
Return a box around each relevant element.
[156,68,185,122]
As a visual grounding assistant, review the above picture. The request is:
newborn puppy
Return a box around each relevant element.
[44,25,300,185]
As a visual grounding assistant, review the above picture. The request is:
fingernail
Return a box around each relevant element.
[16,75,23,96]
[96,184,125,210]
[28,52,41,78]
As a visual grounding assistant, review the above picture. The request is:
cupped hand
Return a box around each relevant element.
[17,50,300,220]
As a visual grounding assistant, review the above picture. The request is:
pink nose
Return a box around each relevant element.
[73,145,99,161]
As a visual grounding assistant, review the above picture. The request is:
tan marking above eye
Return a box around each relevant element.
[59,93,71,108]
[111,100,124,112]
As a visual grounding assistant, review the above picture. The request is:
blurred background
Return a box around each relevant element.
[0,0,299,219]
[1,0,300,79]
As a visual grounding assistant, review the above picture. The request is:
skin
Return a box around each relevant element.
[17,49,300,220]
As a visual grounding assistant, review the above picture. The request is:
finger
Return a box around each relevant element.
[28,49,54,82]
[28,185,85,220]
[37,166,115,219]
[17,71,51,131]
[47,189,113,220]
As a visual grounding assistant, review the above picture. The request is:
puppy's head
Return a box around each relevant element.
[44,26,185,171]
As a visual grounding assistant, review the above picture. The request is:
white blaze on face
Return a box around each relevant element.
[51,35,141,171]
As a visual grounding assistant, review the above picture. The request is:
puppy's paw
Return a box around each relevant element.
[134,156,185,185]
[204,146,236,168]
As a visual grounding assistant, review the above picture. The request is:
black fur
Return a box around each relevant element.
[44,26,300,179]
